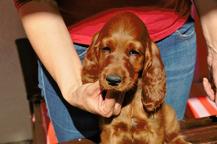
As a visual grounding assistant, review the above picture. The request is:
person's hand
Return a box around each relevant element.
[69,81,124,117]
[203,50,217,105]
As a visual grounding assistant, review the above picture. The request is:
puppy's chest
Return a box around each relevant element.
[107,101,158,133]
[101,94,164,143]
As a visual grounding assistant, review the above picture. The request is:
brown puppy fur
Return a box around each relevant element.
[82,12,190,144]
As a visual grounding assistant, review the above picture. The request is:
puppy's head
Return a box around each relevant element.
[82,12,166,110]
[94,12,150,91]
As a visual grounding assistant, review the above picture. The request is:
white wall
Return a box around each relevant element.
[0,0,32,143]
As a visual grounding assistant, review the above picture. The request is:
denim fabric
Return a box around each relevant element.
[38,17,196,142]
[38,45,100,143]
[157,17,196,119]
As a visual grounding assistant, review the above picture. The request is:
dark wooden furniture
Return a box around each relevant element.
[180,116,217,144]
[16,38,46,144]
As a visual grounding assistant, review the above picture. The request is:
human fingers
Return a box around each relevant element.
[98,91,117,117]
[211,66,217,104]
[212,66,217,104]
[203,77,215,101]
[83,81,116,117]
[78,82,124,117]
[71,81,102,114]
[113,93,125,115]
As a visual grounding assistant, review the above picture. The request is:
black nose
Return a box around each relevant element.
[106,75,122,86]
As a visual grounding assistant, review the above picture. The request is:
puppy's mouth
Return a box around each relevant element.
[101,81,124,91]
[101,90,107,99]
[101,89,125,102]
[107,82,120,86]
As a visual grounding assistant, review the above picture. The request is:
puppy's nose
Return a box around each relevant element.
[106,74,122,86]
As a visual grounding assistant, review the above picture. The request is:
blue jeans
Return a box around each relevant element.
[38,17,196,142]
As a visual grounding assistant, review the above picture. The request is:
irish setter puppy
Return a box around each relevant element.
[82,12,190,144]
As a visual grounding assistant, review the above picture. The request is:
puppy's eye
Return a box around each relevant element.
[101,47,111,53]
[129,50,140,56]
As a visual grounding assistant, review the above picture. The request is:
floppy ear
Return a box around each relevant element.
[82,33,100,83]
[142,41,166,112]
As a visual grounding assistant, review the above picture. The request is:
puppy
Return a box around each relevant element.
[82,12,190,144]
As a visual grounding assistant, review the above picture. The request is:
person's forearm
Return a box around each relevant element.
[194,0,217,54]
[18,1,82,102]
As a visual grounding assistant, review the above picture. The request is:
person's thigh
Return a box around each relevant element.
[38,44,100,142]
[156,17,196,119]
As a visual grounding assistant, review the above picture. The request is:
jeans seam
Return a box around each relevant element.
[79,50,86,57]
[176,29,195,38]
[175,23,195,40]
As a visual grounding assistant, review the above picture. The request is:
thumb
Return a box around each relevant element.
[113,93,125,115]
[99,91,116,117]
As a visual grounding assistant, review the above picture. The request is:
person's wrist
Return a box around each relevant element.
[60,84,80,107]
[62,84,92,113]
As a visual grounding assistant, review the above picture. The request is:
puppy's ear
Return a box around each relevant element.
[142,41,166,112]
[82,33,100,83]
